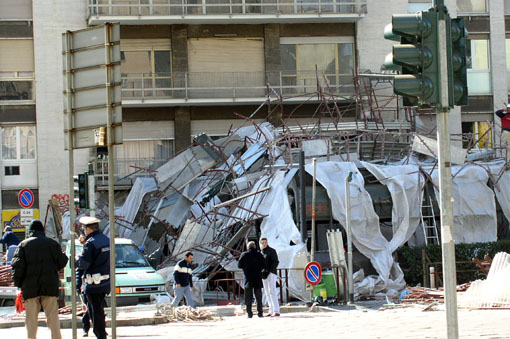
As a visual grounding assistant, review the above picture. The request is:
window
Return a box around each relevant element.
[457,0,487,13]
[121,39,172,98]
[466,39,491,95]
[280,37,355,95]
[1,126,36,160]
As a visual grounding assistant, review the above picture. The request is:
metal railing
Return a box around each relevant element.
[93,157,168,186]
[88,0,367,17]
[0,71,34,102]
[121,71,356,100]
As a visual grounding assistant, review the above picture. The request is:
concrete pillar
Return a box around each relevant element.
[33,0,87,222]
[264,24,282,126]
[171,25,188,98]
[174,107,191,152]
[490,0,508,151]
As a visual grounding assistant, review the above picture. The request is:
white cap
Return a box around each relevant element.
[506,104,510,108]
[79,216,100,226]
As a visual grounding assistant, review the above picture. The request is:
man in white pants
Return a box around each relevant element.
[260,238,280,317]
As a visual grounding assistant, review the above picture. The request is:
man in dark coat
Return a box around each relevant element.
[261,237,280,316]
[77,216,110,339]
[11,220,68,339]
[171,251,194,308]
[238,241,266,318]
[1,225,20,250]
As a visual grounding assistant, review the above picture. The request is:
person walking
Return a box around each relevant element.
[11,220,68,339]
[238,241,265,318]
[77,216,110,339]
[1,225,20,250]
[171,252,194,308]
[260,237,280,317]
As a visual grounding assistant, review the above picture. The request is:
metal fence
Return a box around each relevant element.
[88,0,367,16]
[121,71,356,100]
[0,72,34,102]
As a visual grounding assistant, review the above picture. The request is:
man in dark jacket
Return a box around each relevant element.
[260,237,280,317]
[1,225,20,250]
[11,220,68,339]
[238,241,265,318]
[77,216,110,339]
[171,252,194,308]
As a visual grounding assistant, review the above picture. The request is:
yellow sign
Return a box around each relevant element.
[2,209,40,233]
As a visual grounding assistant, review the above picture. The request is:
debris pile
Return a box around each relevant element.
[161,305,217,322]
[399,283,471,304]
[0,266,13,286]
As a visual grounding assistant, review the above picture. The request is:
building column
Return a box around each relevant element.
[171,25,188,98]
[264,24,282,127]
[174,107,191,152]
[490,0,508,151]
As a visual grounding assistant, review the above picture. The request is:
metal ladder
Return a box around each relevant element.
[421,189,439,245]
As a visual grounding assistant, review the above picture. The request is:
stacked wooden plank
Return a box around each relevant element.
[400,283,471,304]
[0,266,13,286]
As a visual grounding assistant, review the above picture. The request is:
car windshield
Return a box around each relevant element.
[115,244,149,268]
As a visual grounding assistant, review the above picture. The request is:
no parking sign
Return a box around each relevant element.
[304,261,322,286]
[18,189,35,209]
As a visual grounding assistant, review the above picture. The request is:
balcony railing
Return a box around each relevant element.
[88,0,367,23]
[0,72,34,103]
[94,157,168,186]
[121,71,355,102]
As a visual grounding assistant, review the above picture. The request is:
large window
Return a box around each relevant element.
[467,39,491,95]
[457,0,487,13]
[121,39,172,97]
[1,126,36,160]
[280,37,355,95]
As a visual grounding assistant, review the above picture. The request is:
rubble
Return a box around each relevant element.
[161,306,217,322]
[0,266,13,287]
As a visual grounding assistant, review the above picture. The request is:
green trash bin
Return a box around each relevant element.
[312,283,327,298]
[321,270,338,298]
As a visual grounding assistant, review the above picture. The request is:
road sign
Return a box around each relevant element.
[304,261,322,286]
[63,23,123,149]
[18,189,34,209]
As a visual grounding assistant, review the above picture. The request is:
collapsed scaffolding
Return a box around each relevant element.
[51,70,510,301]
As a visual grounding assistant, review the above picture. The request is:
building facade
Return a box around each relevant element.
[0,0,509,234]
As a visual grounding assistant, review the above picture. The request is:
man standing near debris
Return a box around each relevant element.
[171,252,195,308]
[260,237,280,317]
[11,220,68,339]
[77,216,110,339]
[238,241,265,318]
[496,104,510,161]
[1,226,20,250]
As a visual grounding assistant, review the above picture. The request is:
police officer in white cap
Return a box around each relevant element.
[77,216,110,339]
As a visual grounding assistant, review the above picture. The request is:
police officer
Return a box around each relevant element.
[77,216,110,339]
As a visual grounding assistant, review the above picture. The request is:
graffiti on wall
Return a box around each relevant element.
[51,194,70,212]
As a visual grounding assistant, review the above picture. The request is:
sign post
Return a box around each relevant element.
[63,23,122,339]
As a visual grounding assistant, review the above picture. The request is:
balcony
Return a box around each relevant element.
[87,0,367,25]
[121,71,356,106]
[0,72,35,105]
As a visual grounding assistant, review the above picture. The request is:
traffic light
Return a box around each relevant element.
[73,173,89,208]
[447,17,468,106]
[384,11,441,108]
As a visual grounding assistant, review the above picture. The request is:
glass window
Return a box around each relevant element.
[467,39,491,94]
[468,40,489,70]
[457,0,487,13]
[408,3,430,13]
[2,127,17,160]
[1,125,36,160]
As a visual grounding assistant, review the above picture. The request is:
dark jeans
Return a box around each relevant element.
[244,286,263,317]
[82,294,90,333]
[86,292,107,339]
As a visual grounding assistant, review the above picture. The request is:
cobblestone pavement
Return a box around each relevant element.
[2,304,510,339]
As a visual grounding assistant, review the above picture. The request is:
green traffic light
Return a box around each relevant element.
[392,13,432,39]
[394,75,434,100]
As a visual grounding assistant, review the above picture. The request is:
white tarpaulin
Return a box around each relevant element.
[428,164,497,243]
[362,162,425,251]
[305,161,404,296]
[482,160,510,225]
[223,170,307,298]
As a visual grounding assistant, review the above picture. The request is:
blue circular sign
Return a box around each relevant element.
[19,189,34,209]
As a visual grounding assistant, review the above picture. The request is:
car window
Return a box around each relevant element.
[115,244,149,268]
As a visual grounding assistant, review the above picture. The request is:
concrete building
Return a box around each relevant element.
[1,0,510,233]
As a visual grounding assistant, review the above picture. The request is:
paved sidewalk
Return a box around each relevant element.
[2,302,510,338]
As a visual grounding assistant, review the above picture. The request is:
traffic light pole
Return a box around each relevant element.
[436,4,459,338]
